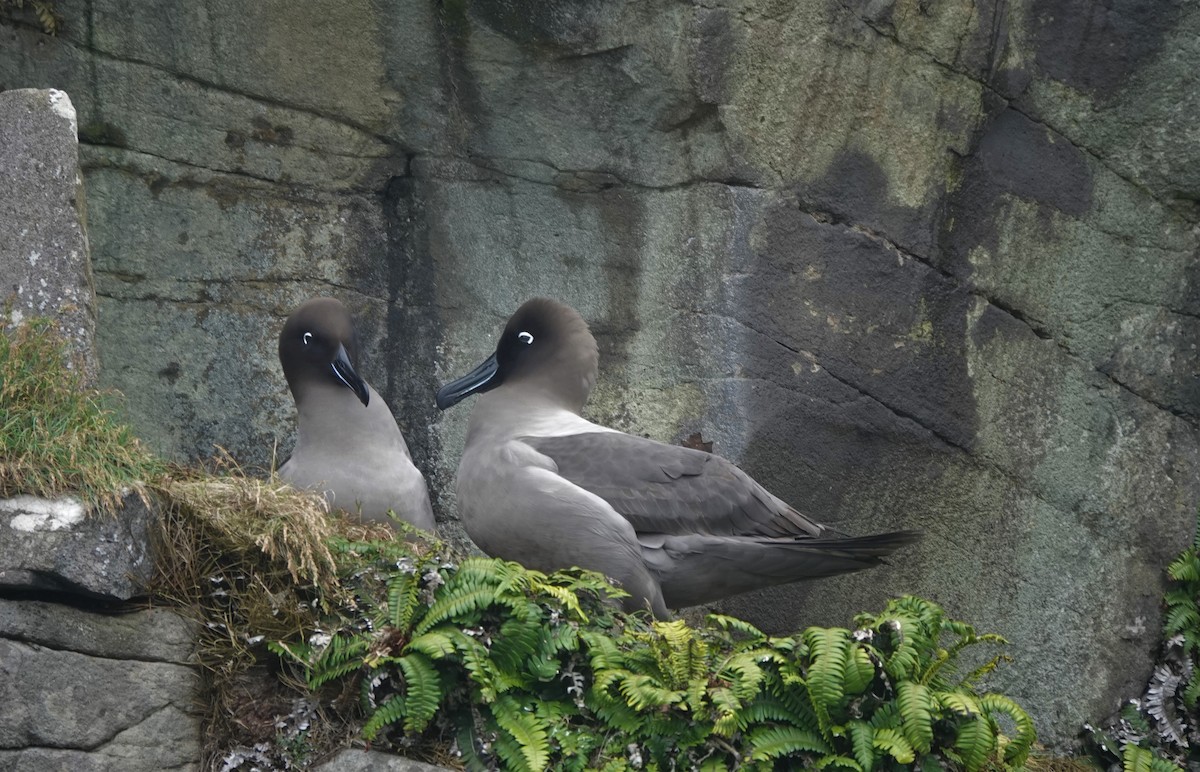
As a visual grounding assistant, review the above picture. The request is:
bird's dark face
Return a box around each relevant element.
[279,297,370,406]
[435,298,597,411]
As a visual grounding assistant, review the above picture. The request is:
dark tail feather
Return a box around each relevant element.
[651,529,922,609]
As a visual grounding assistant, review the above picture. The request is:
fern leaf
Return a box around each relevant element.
[846,719,875,772]
[362,694,407,740]
[748,725,831,760]
[492,695,550,772]
[871,726,915,765]
[1168,551,1200,582]
[617,673,683,710]
[843,644,875,695]
[804,627,851,727]
[953,715,995,772]
[491,614,544,676]
[939,689,981,716]
[405,630,457,659]
[1122,745,1183,772]
[386,571,423,629]
[896,681,935,754]
[707,613,768,639]
[812,755,863,771]
[397,653,443,733]
[980,693,1036,766]
[414,586,498,635]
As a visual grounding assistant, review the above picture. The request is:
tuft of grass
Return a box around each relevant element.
[0,315,164,513]
[151,452,414,768]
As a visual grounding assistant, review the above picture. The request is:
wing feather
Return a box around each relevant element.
[526,432,825,538]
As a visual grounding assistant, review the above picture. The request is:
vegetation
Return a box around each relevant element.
[1,314,1050,770]
[0,314,163,512]
[273,539,1037,771]
[1086,515,1200,772]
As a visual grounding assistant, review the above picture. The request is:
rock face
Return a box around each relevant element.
[2,0,1198,748]
[0,493,156,600]
[0,87,97,382]
[0,600,201,772]
[0,88,201,771]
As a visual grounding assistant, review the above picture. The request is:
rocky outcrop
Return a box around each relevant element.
[2,0,1198,749]
[0,87,97,382]
[0,493,156,600]
[0,89,201,771]
[0,600,200,772]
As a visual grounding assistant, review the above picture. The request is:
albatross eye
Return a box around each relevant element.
[518,331,534,345]
[302,332,313,345]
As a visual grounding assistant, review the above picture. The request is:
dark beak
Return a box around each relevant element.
[331,344,370,407]
[436,352,499,410]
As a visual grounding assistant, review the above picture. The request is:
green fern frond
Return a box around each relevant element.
[843,644,876,695]
[812,754,863,770]
[939,689,982,716]
[980,693,1036,766]
[404,630,457,659]
[748,725,830,760]
[386,571,423,629]
[896,681,935,754]
[363,693,407,740]
[952,714,995,772]
[871,726,916,765]
[492,695,551,772]
[1168,552,1200,583]
[707,613,768,639]
[397,653,443,733]
[1121,744,1184,772]
[492,613,545,675]
[804,627,851,730]
[617,673,684,710]
[414,586,498,635]
[846,719,875,772]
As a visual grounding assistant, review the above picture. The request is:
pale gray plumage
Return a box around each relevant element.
[435,297,918,618]
[278,297,434,532]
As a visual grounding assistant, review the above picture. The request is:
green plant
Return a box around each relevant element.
[273,540,1035,771]
[0,315,164,512]
[1086,517,1200,772]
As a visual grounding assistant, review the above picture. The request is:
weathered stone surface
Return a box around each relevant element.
[0,599,196,663]
[2,0,1197,749]
[0,493,156,600]
[0,603,200,771]
[0,87,97,382]
[314,749,452,772]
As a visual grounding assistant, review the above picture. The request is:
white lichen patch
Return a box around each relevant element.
[2,495,86,531]
[47,89,77,136]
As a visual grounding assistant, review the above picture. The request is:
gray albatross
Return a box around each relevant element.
[278,297,435,532]
[435,297,918,618]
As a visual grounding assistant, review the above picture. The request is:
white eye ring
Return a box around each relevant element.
[518,331,534,344]
[302,332,313,345]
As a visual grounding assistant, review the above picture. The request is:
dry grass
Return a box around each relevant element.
[150,452,404,767]
[0,315,164,512]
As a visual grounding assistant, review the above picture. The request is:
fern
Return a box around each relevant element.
[871,726,916,764]
[896,681,935,754]
[362,694,407,740]
[270,532,1035,770]
[953,715,995,772]
[492,695,550,772]
[396,653,443,733]
[748,725,830,760]
[805,627,851,730]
